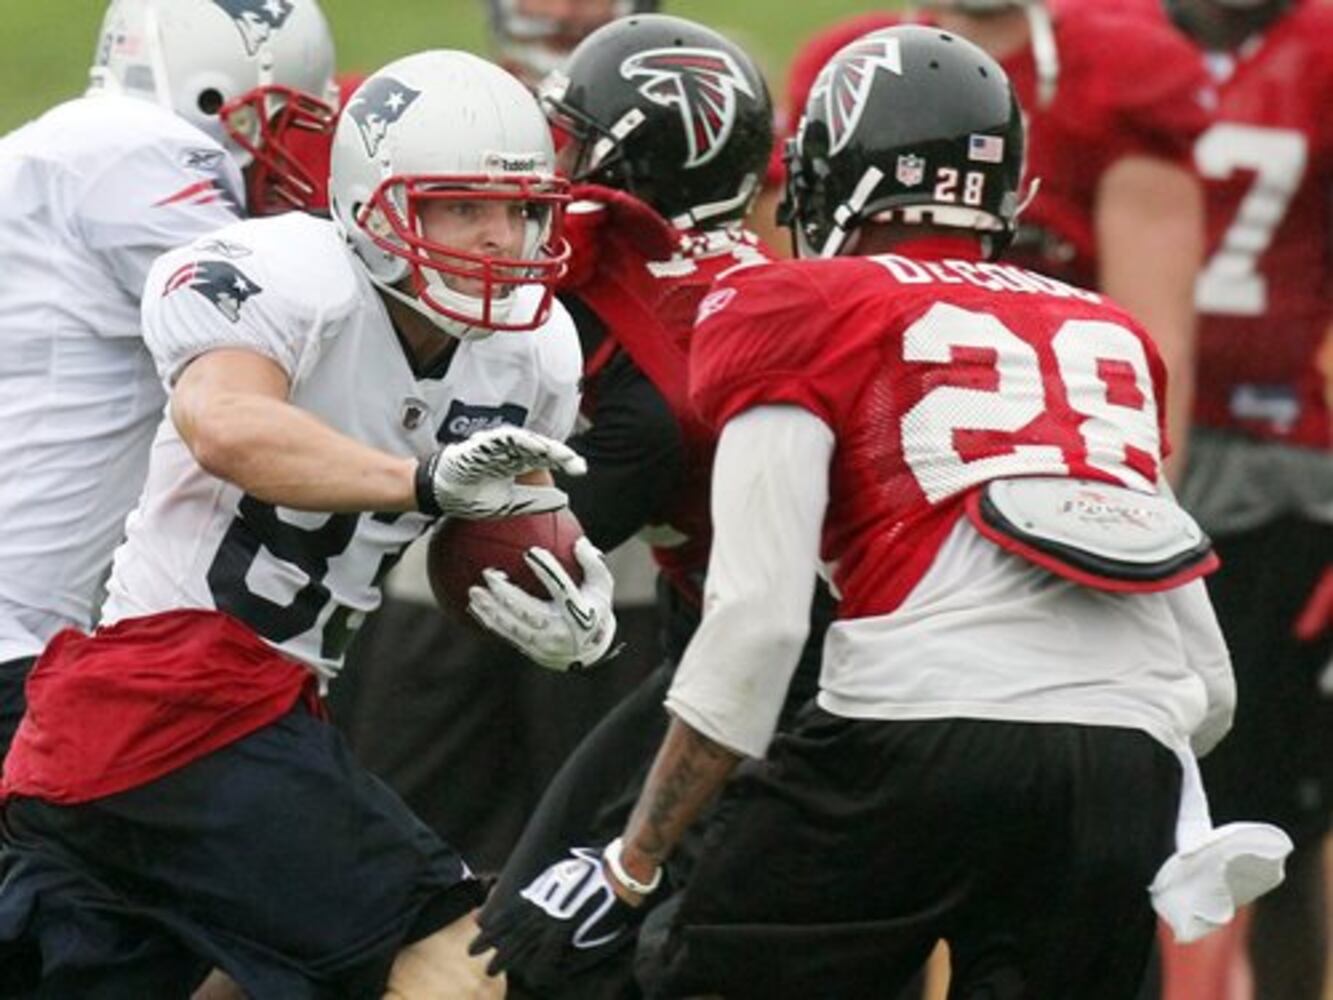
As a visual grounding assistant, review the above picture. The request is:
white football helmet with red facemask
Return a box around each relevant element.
[329,51,571,342]
[87,0,338,216]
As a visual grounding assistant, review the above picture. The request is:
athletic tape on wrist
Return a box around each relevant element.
[415,453,444,517]
[603,836,662,897]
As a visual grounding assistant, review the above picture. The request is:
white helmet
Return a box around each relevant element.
[330,51,570,341]
[88,0,339,215]
[484,0,660,87]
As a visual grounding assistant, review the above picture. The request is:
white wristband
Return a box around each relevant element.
[603,836,663,896]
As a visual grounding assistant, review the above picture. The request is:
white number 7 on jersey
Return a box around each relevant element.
[1194,123,1307,316]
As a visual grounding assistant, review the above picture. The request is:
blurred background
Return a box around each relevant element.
[0,0,897,133]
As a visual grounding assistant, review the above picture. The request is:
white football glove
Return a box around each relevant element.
[468,537,617,671]
[416,426,586,520]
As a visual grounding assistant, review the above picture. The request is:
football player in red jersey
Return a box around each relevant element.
[763,0,1212,484]
[1109,2,1333,997]
[464,15,836,998]
[469,26,1294,999]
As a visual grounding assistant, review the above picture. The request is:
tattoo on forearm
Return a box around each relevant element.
[633,724,740,864]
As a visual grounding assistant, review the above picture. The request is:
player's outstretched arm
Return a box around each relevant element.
[173,349,584,516]
[612,716,742,900]
[173,348,420,513]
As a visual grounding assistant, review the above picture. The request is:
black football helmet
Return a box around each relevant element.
[1163,0,1291,47]
[781,25,1024,259]
[539,14,773,229]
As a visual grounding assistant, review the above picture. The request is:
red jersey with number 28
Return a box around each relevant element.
[690,239,1170,621]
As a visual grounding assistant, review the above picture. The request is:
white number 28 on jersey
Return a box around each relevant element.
[900,303,1160,503]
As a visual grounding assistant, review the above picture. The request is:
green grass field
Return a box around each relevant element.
[0,1,895,134]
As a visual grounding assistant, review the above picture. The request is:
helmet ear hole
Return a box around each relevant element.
[197,88,225,116]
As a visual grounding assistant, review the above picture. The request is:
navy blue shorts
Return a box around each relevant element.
[0,704,482,999]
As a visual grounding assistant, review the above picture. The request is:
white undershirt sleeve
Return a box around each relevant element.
[664,404,834,758]
[1165,577,1235,758]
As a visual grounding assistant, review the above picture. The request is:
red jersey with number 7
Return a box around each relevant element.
[1115,0,1333,445]
[1189,2,1333,447]
[690,239,1170,620]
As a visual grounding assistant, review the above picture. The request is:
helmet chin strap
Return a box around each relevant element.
[373,277,495,343]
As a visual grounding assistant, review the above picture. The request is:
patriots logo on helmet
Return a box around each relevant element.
[620,47,756,169]
[810,36,903,156]
[164,260,263,324]
[211,0,295,58]
[346,77,422,158]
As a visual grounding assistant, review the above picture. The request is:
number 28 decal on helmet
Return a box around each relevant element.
[781,25,1027,260]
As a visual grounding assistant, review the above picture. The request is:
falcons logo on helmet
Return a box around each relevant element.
[346,76,422,158]
[810,36,903,156]
[620,47,756,169]
[211,0,295,58]
[163,259,263,324]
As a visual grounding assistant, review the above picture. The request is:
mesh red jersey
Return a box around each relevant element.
[1116,0,1333,447]
[561,185,771,603]
[780,7,1211,287]
[691,239,1170,620]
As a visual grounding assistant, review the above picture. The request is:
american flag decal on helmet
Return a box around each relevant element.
[620,47,756,169]
[810,36,903,156]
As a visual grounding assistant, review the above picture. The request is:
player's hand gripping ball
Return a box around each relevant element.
[428,509,585,619]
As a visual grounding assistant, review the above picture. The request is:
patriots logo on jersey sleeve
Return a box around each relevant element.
[211,0,294,57]
[810,36,903,156]
[163,260,263,324]
[620,48,756,169]
[346,77,422,158]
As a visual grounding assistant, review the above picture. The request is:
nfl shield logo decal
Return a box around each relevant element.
[896,154,925,187]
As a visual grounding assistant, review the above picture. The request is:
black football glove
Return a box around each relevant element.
[469,845,660,991]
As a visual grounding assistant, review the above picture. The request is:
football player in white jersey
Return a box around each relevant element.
[0,0,338,761]
[0,51,615,998]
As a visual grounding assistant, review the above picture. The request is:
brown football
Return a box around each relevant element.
[427,509,586,620]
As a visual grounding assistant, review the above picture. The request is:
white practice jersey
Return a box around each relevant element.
[101,212,582,678]
[0,94,243,662]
